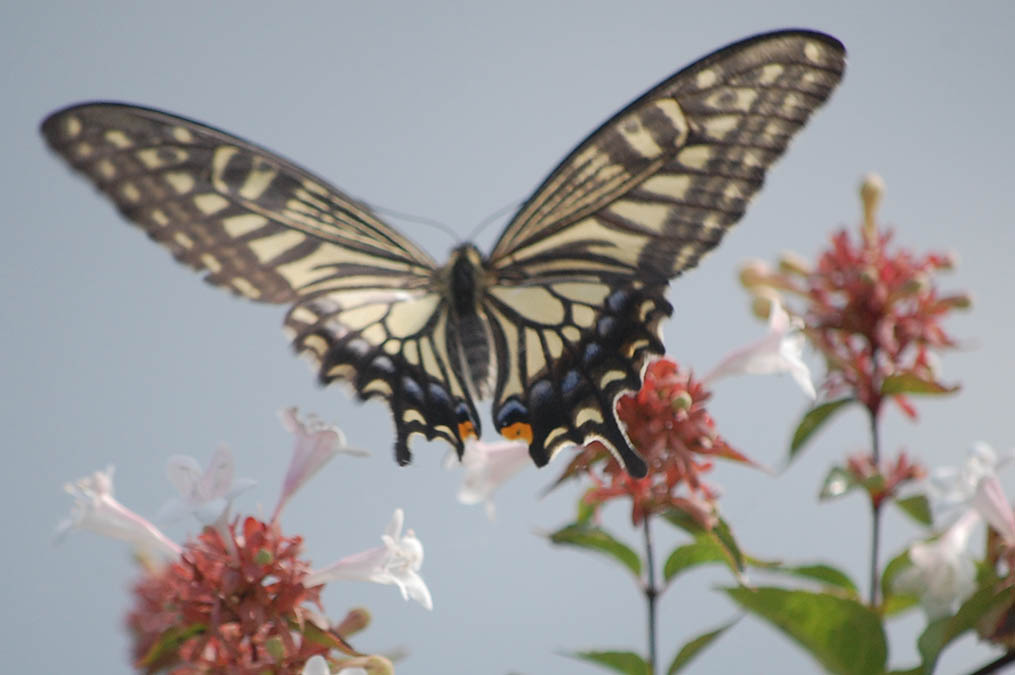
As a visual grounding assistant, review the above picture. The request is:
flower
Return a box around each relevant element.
[927,442,1015,527]
[972,475,1015,549]
[740,173,966,419]
[274,407,366,521]
[126,516,336,672]
[703,298,816,399]
[448,439,531,519]
[844,451,926,509]
[564,359,756,527]
[893,509,979,618]
[306,508,432,610]
[302,655,332,675]
[303,653,392,675]
[56,466,180,559]
[158,445,256,527]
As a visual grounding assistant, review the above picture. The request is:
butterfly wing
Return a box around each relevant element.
[484,30,846,475]
[41,103,479,462]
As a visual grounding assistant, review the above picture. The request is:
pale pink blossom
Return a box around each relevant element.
[158,445,255,527]
[928,442,1014,524]
[302,656,331,675]
[893,509,979,618]
[56,466,180,559]
[305,508,432,610]
[273,407,366,521]
[972,474,1015,547]
[448,439,530,519]
[703,299,815,398]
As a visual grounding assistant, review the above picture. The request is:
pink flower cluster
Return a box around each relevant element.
[127,518,335,673]
[561,359,754,528]
[741,176,968,420]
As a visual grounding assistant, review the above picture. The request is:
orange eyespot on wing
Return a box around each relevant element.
[500,422,534,444]
[457,420,478,441]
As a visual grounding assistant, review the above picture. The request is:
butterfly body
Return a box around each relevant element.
[42,30,846,477]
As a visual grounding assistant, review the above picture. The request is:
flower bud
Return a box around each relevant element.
[738,259,772,288]
[898,273,930,296]
[750,295,774,321]
[860,172,884,241]
[670,391,693,412]
[334,607,371,637]
[778,250,812,276]
[941,292,973,310]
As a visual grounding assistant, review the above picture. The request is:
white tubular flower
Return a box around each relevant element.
[703,299,815,399]
[273,407,367,520]
[56,466,180,559]
[305,508,432,610]
[972,474,1015,547]
[928,442,1014,525]
[893,509,979,619]
[301,656,331,675]
[449,439,530,519]
[158,445,255,527]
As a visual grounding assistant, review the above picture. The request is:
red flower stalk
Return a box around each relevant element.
[127,517,339,674]
[741,174,968,420]
[566,359,755,527]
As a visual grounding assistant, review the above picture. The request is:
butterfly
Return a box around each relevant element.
[41,30,844,478]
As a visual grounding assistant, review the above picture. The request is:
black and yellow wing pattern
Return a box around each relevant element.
[42,30,845,477]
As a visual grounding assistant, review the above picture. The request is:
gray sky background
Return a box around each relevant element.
[3,2,1014,673]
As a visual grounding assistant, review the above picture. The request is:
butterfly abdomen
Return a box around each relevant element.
[447,244,493,398]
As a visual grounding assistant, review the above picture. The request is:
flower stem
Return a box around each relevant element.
[643,516,658,674]
[868,409,882,606]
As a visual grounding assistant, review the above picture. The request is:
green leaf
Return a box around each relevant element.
[661,511,745,577]
[880,550,919,618]
[894,495,933,526]
[881,373,958,396]
[549,524,641,577]
[667,619,737,674]
[712,518,746,574]
[299,618,358,655]
[754,562,859,595]
[663,539,728,583]
[569,650,650,675]
[789,398,854,461]
[662,508,708,535]
[723,586,887,675]
[139,623,206,668]
[915,585,1013,673]
[575,491,597,526]
[819,466,858,500]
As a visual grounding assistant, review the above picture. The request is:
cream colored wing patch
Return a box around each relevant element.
[41,103,437,305]
[489,31,845,285]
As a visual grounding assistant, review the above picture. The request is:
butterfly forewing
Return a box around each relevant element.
[41,103,478,461]
[484,31,845,473]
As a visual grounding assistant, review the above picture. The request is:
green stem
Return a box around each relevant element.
[868,409,882,607]
[643,516,658,674]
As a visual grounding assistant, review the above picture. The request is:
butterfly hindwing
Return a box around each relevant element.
[285,288,480,461]
[485,31,845,472]
[485,280,671,475]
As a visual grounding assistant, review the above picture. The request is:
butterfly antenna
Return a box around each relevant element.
[367,203,460,244]
[465,199,523,243]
